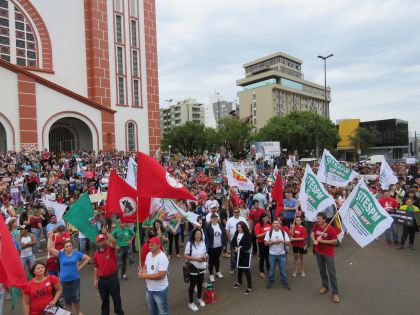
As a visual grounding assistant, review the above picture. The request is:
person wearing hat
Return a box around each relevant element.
[205,213,226,282]
[93,229,125,315]
[138,236,170,315]
[18,224,36,274]
[205,205,219,225]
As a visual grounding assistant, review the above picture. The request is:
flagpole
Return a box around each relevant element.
[136,198,141,265]
[319,204,341,236]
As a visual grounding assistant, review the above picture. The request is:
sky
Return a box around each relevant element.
[155,0,420,134]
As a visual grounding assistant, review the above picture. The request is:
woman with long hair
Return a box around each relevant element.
[291,216,307,277]
[153,219,169,253]
[48,238,90,314]
[185,228,208,311]
[23,262,63,315]
[232,221,253,294]
[204,214,226,282]
[254,213,271,278]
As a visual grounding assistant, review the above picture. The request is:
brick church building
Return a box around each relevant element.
[0,0,160,154]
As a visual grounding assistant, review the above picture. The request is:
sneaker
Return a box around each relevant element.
[6,293,11,301]
[229,269,235,275]
[177,254,181,258]
[266,283,272,289]
[188,303,198,312]
[386,240,391,246]
[301,271,306,277]
[216,272,223,279]
[396,245,404,250]
[209,275,215,282]
[223,252,231,258]
[233,283,241,289]
[282,283,291,290]
[319,287,328,294]
[409,245,415,250]
[197,298,205,307]
[333,294,341,303]
[122,274,128,280]
[260,272,266,279]
[244,289,252,294]
[168,255,172,260]
[292,272,297,277]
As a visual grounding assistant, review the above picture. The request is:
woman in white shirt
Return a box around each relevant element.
[185,228,208,312]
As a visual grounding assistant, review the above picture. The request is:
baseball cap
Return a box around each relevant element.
[211,213,219,219]
[96,234,106,242]
[148,236,162,245]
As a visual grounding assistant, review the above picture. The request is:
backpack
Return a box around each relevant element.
[268,229,289,254]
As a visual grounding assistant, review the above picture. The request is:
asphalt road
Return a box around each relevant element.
[4,231,420,315]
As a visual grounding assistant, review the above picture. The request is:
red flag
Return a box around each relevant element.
[0,216,27,289]
[272,175,284,218]
[106,170,150,222]
[137,152,196,200]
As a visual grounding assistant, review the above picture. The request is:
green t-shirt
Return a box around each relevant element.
[111,227,135,248]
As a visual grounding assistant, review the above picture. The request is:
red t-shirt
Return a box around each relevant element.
[29,216,41,229]
[23,275,59,315]
[281,226,291,236]
[291,225,307,248]
[312,224,337,257]
[248,208,266,225]
[93,246,117,277]
[378,197,399,212]
[52,232,71,251]
[254,223,272,242]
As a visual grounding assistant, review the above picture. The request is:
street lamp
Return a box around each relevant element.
[316,53,333,158]
[317,53,333,116]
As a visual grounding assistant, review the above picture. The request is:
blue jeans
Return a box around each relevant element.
[79,238,88,252]
[21,255,35,274]
[31,228,41,253]
[268,254,288,285]
[146,288,169,315]
[385,222,399,243]
[0,288,4,315]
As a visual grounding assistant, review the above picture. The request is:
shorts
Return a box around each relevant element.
[292,246,306,254]
[61,279,81,304]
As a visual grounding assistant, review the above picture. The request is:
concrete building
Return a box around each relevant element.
[204,92,237,128]
[337,118,409,161]
[160,98,205,135]
[236,51,331,129]
[0,0,160,154]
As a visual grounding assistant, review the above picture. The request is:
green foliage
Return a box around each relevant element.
[217,117,255,159]
[256,111,340,156]
[348,126,380,154]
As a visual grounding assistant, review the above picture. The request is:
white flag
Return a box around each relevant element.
[379,159,398,190]
[299,165,336,222]
[225,160,255,191]
[317,149,359,187]
[76,163,81,174]
[339,180,393,247]
[239,161,246,175]
[273,165,279,177]
[125,157,137,188]
[43,199,68,224]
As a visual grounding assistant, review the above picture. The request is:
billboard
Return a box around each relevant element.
[250,141,281,159]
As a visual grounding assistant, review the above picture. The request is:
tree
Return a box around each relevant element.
[217,117,255,159]
[161,122,208,156]
[255,111,340,156]
[348,126,380,155]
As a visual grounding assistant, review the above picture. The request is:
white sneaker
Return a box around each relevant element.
[188,303,198,312]
[197,298,206,307]
[216,272,224,279]
[229,269,235,275]
[209,275,215,282]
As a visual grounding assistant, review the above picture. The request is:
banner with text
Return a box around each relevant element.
[317,149,359,187]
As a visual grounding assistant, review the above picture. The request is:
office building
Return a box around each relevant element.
[160,98,205,135]
[236,51,331,129]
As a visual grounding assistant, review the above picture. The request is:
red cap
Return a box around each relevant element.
[148,236,162,245]
[96,234,106,242]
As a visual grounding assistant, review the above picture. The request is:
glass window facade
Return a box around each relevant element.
[360,119,408,147]
[243,78,276,90]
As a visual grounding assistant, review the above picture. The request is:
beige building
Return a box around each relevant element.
[160,98,205,135]
[237,52,331,129]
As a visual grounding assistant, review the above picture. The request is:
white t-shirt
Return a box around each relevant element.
[212,224,222,248]
[226,216,248,240]
[204,199,219,211]
[145,251,169,291]
[20,235,33,258]
[264,229,290,255]
[185,241,207,269]
[236,232,244,244]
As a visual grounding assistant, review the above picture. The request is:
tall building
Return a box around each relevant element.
[236,51,331,129]
[0,0,160,153]
[204,92,237,128]
[160,98,205,135]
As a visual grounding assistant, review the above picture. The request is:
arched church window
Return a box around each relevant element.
[127,121,137,151]
[0,0,37,67]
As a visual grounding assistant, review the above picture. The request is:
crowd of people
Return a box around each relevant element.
[0,149,419,315]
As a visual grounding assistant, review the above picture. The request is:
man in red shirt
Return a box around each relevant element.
[378,190,399,245]
[311,212,340,304]
[248,200,267,255]
[93,232,124,315]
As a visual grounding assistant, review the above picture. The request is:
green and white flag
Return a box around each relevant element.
[63,192,98,244]
[299,165,335,222]
[317,149,359,187]
[339,180,393,247]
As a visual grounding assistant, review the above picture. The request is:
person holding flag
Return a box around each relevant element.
[311,212,340,303]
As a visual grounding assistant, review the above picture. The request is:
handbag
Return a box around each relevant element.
[50,276,66,309]
[182,261,190,283]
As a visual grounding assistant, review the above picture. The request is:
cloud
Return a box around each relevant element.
[156,0,420,132]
